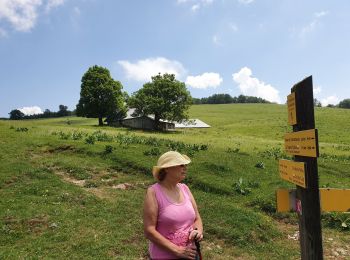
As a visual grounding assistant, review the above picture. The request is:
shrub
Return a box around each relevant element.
[15,127,29,132]
[144,147,161,156]
[58,131,70,140]
[104,145,114,154]
[226,147,240,153]
[233,178,252,195]
[255,162,265,169]
[85,135,96,145]
[72,131,84,140]
[322,213,350,231]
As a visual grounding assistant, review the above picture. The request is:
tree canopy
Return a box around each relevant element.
[128,73,192,130]
[192,94,270,104]
[76,65,126,126]
[338,99,350,109]
[9,109,25,120]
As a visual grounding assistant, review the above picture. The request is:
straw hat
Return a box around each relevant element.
[152,151,191,179]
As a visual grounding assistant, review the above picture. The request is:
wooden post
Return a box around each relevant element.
[291,76,323,259]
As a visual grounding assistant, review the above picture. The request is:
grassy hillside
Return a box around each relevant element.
[1,104,349,259]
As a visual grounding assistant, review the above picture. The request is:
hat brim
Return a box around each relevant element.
[152,154,191,179]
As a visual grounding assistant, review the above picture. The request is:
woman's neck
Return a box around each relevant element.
[159,180,178,191]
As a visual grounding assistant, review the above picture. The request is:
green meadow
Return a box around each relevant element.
[1,103,350,259]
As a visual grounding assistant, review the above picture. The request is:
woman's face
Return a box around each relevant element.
[165,164,187,182]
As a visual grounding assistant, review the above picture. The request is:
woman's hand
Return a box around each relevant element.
[189,229,203,242]
[175,245,197,259]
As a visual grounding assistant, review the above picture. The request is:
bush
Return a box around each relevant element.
[322,213,350,230]
[85,135,96,145]
[15,127,29,132]
[104,145,114,154]
[144,147,161,156]
[255,162,265,169]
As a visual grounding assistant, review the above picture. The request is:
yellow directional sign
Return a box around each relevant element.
[320,189,350,212]
[276,188,350,212]
[279,159,306,188]
[276,189,295,212]
[287,92,297,125]
[284,129,319,157]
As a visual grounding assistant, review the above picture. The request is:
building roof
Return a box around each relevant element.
[174,119,211,128]
[124,108,211,128]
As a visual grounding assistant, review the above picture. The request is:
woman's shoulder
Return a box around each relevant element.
[147,183,159,192]
[179,183,191,193]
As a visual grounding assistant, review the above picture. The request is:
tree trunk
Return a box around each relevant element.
[98,117,103,126]
[154,114,160,131]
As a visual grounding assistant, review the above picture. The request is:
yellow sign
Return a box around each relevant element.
[279,159,306,188]
[284,129,319,157]
[276,189,294,212]
[320,189,350,212]
[287,92,297,125]
[276,189,350,212]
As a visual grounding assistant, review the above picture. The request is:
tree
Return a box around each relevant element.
[76,65,126,126]
[338,98,350,109]
[9,109,25,120]
[314,98,322,107]
[128,73,192,130]
[57,105,69,117]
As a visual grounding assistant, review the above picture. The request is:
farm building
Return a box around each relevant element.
[121,115,175,131]
[107,108,210,130]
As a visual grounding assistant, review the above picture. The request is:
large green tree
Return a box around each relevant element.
[9,109,24,120]
[338,98,350,109]
[128,73,192,130]
[76,65,126,126]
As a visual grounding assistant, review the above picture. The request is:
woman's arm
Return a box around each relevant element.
[143,187,197,258]
[186,187,203,241]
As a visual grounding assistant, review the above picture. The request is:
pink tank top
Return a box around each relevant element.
[149,183,196,259]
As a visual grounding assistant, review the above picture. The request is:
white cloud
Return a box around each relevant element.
[229,22,238,32]
[238,0,254,4]
[0,0,42,32]
[321,95,339,107]
[212,35,222,46]
[118,57,187,82]
[191,4,200,11]
[19,106,43,115]
[313,86,322,95]
[0,0,66,32]
[232,67,281,103]
[177,0,214,11]
[315,11,328,18]
[186,72,223,89]
[299,10,328,38]
[45,0,65,13]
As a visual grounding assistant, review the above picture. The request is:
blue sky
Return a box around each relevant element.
[1,0,350,117]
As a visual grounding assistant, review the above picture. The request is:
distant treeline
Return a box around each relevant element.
[192,94,271,105]
[9,105,75,120]
[314,98,350,108]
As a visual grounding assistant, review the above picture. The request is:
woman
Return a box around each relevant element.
[143,151,203,259]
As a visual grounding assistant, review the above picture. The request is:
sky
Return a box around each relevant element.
[1,0,350,117]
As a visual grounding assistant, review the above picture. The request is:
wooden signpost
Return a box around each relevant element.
[278,76,323,259]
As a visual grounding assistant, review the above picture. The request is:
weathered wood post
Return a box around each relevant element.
[291,76,323,259]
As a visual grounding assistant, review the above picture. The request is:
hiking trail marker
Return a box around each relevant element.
[277,188,350,212]
[284,129,319,158]
[287,92,297,125]
[278,76,323,259]
[279,160,306,188]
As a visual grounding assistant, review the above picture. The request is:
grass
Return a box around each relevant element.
[1,103,350,259]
